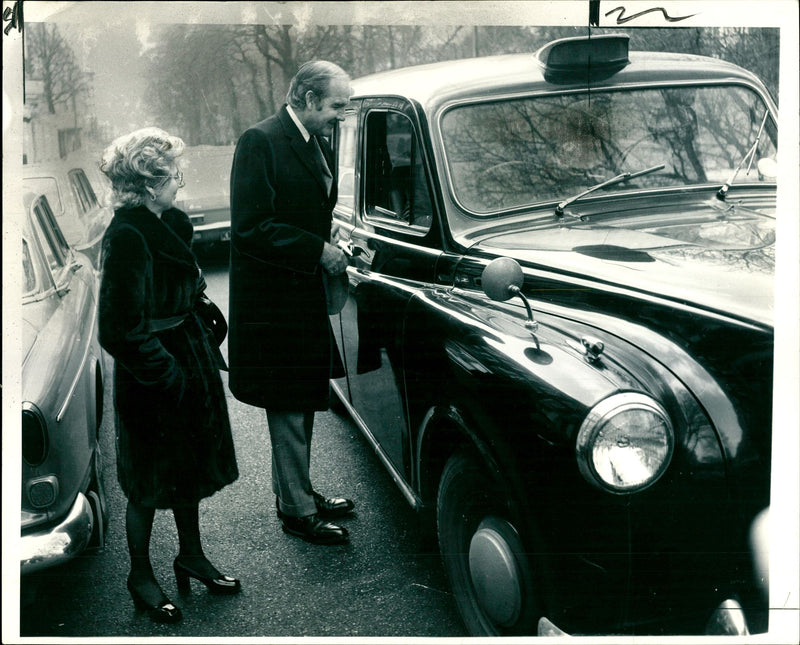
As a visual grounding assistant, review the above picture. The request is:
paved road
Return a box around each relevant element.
[20,249,466,638]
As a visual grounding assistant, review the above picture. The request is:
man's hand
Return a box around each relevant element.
[320,241,348,275]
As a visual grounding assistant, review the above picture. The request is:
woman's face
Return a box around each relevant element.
[149,167,183,213]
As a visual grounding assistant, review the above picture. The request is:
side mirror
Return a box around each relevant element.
[482,257,524,301]
[481,256,540,347]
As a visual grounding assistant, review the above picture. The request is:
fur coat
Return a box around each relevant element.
[99,205,238,508]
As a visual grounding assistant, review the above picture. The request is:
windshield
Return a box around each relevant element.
[440,85,777,215]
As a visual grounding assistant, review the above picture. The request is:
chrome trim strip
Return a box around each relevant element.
[22,286,59,306]
[355,229,444,260]
[330,381,420,508]
[56,300,97,422]
[194,221,230,232]
[450,260,770,333]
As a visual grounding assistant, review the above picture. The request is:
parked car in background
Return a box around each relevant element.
[20,189,108,579]
[327,34,775,636]
[22,154,113,270]
[174,145,235,249]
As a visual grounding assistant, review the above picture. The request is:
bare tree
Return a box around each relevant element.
[146,25,263,144]
[622,27,779,101]
[25,22,89,114]
[253,24,296,95]
[230,28,270,117]
[141,24,778,146]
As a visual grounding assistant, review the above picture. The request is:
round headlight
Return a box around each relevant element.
[576,393,674,493]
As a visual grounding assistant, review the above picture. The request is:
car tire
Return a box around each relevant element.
[437,449,541,636]
[86,449,108,549]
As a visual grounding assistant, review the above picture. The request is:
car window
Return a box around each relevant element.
[441,84,777,215]
[364,110,433,233]
[22,238,38,295]
[334,111,358,223]
[31,196,70,277]
[68,169,98,214]
[23,176,63,214]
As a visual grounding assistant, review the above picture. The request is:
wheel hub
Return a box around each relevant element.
[468,516,523,627]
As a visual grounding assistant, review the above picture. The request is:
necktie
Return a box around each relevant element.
[312,136,333,195]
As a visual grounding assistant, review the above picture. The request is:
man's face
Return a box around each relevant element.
[303,77,351,137]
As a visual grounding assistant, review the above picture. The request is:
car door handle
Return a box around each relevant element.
[337,240,365,258]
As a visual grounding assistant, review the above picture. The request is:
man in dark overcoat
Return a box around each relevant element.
[228,61,354,545]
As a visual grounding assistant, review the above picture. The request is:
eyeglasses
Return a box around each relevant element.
[156,170,184,188]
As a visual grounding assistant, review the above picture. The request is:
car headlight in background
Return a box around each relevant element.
[576,393,674,493]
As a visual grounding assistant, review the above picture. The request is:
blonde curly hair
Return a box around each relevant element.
[100,127,185,208]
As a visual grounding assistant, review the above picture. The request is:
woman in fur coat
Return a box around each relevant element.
[98,128,240,624]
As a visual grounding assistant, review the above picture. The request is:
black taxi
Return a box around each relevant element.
[328,35,776,636]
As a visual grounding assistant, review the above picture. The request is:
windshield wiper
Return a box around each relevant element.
[555,164,666,218]
[716,109,770,201]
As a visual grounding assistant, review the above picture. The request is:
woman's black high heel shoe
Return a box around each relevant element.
[173,557,241,595]
[127,578,182,624]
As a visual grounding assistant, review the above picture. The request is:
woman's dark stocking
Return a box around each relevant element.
[126,500,168,605]
[173,504,221,579]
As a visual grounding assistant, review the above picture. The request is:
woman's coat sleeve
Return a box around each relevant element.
[98,225,185,397]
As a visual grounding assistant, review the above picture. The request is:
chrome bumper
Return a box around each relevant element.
[538,598,752,637]
[20,493,94,575]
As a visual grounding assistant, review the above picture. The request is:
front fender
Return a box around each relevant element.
[402,285,761,634]
[404,286,622,516]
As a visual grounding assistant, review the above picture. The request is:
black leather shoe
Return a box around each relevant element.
[173,557,241,595]
[275,494,355,520]
[313,491,355,519]
[281,513,349,545]
[127,577,182,624]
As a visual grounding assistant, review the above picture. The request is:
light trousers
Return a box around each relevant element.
[266,410,317,518]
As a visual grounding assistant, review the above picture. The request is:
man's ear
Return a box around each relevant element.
[304,90,317,109]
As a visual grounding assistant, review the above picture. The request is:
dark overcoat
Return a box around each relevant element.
[228,106,344,410]
[98,205,238,508]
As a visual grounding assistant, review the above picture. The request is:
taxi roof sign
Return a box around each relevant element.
[536,34,630,84]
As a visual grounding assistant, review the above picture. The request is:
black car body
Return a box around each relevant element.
[328,35,775,636]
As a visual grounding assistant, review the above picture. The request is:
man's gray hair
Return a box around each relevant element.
[286,60,350,109]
